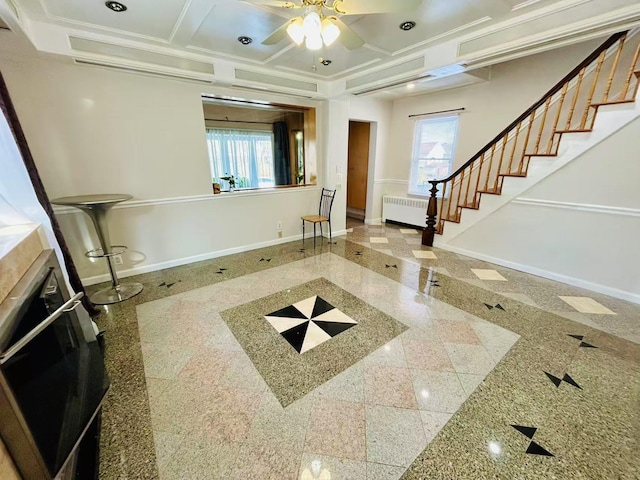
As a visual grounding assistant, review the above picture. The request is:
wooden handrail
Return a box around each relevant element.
[434,31,627,184]
[421,30,632,247]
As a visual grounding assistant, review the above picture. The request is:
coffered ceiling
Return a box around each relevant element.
[2,0,640,98]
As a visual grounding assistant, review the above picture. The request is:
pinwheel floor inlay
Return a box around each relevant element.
[264,295,358,353]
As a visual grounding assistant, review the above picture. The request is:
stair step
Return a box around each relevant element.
[460,203,479,210]
[524,153,557,157]
[477,189,500,195]
[499,172,527,177]
[554,129,592,133]
[590,99,635,107]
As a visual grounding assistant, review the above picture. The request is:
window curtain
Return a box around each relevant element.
[206,129,274,188]
[273,121,291,186]
[0,71,97,315]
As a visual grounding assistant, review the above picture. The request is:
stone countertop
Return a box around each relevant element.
[0,223,44,304]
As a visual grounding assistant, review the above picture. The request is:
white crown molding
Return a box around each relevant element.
[167,0,195,44]
[52,187,323,215]
[458,2,640,63]
[511,198,640,217]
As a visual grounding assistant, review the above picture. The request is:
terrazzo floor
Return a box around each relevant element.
[90,221,640,479]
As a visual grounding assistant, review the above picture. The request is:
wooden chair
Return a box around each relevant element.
[301,188,336,248]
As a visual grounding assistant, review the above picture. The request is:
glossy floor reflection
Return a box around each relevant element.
[91,224,640,479]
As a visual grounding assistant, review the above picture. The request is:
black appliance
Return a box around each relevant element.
[0,250,109,479]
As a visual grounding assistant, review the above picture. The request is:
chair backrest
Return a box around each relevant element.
[318,188,336,220]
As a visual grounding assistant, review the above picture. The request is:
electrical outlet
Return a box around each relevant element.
[113,255,123,265]
[278,231,283,238]
[276,220,283,230]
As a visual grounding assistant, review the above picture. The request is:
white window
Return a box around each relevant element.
[408,115,459,196]
[205,129,275,189]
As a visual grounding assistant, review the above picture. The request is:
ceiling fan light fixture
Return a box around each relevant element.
[321,18,340,47]
[305,33,323,50]
[287,18,305,45]
[303,11,322,38]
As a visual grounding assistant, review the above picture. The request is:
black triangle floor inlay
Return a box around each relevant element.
[281,321,310,353]
[495,304,505,311]
[562,374,582,389]
[511,424,537,439]
[311,297,335,319]
[485,303,494,310]
[267,305,308,319]
[544,372,562,387]
[579,341,597,348]
[526,441,554,457]
[568,334,585,340]
[313,320,356,338]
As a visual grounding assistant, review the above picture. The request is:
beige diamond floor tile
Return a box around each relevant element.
[419,411,453,442]
[402,338,455,372]
[364,365,418,409]
[443,343,497,376]
[366,462,406,480]
[364,338,408,368]
[230,443,301,480]
[299,453,366,480]
[412,250,438,259]
[411,370,467,413]
[400,229,420,234]
[141,343,197,380]
[314,363,365,403]
[559,296,616,314]
[435,319,481,345]
[370,237,389,244]
[365,405,427,467]
[456,373,485,395]
[304,399,366,461]
[471,269,508,281]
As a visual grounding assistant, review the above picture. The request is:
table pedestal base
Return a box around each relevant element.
[91,282,143,305]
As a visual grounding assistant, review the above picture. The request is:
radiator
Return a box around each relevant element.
[382,195,428,228]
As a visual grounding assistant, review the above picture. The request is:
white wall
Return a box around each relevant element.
[0,55,349,283]
[380,39,602,206]
[447,116,640,302]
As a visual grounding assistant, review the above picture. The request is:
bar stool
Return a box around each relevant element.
[52,194,143,305]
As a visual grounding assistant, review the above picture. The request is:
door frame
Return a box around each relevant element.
[346,118,377,224]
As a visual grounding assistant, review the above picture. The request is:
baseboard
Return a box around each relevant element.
[365,218,382,225]
[81,230,347,286]
[435,243,640,305]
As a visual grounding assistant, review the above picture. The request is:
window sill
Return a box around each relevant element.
[212,184,321,199]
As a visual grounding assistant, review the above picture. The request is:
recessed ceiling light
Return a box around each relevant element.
[320,59,332,66]
[407,83,415,89]
[399,21,416,31]
[238,36,253,45]
[105,1,127,12]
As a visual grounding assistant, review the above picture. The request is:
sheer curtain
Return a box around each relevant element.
[206,129,275,189]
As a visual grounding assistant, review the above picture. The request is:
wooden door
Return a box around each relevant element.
[347,121,370,211]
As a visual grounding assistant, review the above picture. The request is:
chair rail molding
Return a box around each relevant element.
[512,197,640,217]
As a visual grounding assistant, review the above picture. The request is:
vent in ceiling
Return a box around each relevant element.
[230,85,315,100]
[73,59,214,84]
[346,57,425,90]
[234,69,318,93]
[70,37,214,75]
[353,74,433,96]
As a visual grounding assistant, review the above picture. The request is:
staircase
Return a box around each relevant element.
[422,31,640,247]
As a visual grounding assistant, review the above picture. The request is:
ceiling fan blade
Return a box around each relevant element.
[261,20,293,45]
[333,0,421,15]
[245,0,299,7]
[331,17,364,50]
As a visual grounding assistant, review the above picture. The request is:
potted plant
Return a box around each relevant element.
[212,177,221,194]
[220,174,236,192]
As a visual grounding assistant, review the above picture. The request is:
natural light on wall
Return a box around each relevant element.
[409,115,459,196]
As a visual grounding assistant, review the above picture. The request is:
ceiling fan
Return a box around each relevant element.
[246,0,422,51]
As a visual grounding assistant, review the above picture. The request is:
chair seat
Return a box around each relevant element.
[301,215,328,223]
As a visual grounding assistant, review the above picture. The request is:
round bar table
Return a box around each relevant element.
[52,194,143,305]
